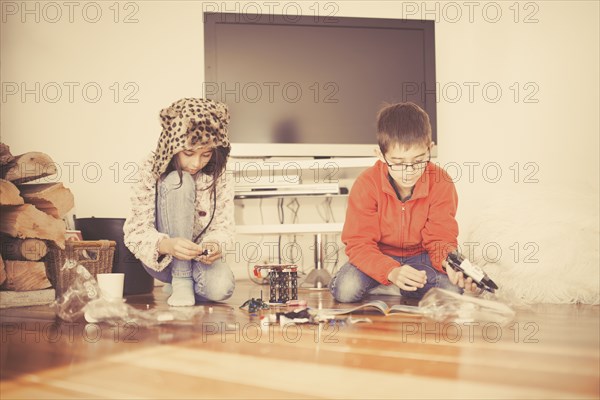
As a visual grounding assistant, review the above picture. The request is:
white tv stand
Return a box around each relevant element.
[231,156,375,288]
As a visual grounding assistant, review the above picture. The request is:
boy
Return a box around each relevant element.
[330,102,477,303]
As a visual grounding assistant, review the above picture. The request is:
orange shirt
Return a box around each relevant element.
[342,160,459,284]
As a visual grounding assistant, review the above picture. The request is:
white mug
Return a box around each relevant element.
[96,273,125,300]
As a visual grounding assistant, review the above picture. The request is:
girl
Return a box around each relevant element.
[124,98,235,306]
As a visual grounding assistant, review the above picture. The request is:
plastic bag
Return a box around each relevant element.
[52,260,101,322]
[52,260,201,326]
[418,288,516,326]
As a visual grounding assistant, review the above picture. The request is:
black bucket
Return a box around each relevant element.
[74,217,154,295]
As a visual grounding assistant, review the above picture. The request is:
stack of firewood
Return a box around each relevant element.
[0,142,73,293]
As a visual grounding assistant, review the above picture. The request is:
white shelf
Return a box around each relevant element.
[236,223,343,235]
[235,192,348,199]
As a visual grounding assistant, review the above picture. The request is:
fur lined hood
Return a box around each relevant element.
[151,98,230,179]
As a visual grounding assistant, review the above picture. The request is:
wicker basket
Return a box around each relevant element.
[46,240,116,297]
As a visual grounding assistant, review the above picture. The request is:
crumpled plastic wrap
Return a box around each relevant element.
[52,260,101,322]
[51,260,201,326]
[418,288,516,326]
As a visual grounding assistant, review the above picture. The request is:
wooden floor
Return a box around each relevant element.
[1,280,599,399]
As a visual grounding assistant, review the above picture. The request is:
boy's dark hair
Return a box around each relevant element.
[376,102,432,153]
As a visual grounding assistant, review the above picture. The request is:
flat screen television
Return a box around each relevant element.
[203,13,437,158]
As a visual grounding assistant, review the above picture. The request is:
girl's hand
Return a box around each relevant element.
[443,260,480,294]
[387,264,427,291]
[159,237,203,260]
[199,241,222,265]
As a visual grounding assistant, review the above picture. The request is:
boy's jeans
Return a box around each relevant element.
[142,170,235,302]
[330,252,461,303]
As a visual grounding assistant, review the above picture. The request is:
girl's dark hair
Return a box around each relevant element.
[162,146,230,191]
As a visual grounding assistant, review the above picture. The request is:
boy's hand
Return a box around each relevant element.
[199,241,221,265]
[387,265,427,291]
[159,237,203,260]
[443,260,480,294]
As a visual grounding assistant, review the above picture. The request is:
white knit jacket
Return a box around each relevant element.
[123,153,235,272]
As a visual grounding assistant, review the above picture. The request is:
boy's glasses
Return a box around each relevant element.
[382,150,431,172]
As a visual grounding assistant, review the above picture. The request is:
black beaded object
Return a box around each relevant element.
[254,264,299,304]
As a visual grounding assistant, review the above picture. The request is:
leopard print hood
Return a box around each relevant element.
[151,98,230,179]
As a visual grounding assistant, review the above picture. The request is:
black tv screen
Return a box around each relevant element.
[204,13,437,157]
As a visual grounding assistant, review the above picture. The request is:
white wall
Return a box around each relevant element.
[2,1,598,279]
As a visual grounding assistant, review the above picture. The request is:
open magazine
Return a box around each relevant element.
[314,300,422,316]
[313,289,516,326]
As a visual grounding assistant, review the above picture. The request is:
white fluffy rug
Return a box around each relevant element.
[463,186,599,305]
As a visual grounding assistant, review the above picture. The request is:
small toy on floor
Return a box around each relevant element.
[253,264,298,303]
[239,295,270,313]
[276,307,314,326]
